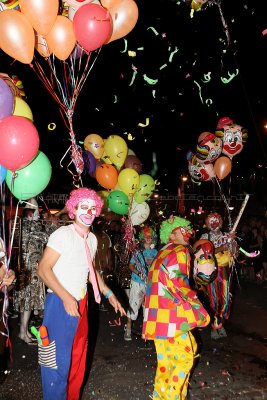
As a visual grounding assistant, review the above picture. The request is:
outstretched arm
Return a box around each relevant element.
[93,269,126,316]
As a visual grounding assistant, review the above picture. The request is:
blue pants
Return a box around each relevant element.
[41,293,79,400]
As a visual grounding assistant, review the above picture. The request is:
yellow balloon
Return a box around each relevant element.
[118,168,139,198]
[13,96,33,121]
[104,135,128,169]
[84,134,104,159]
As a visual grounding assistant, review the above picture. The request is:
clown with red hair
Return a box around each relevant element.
[38,187,125,400]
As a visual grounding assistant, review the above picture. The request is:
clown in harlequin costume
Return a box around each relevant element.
[37,188,125,400]
[142,217,210,400]
[200,212,235,340]
[124,226,158,341]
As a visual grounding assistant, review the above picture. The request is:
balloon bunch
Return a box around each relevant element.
[0,0,138,182]
[82,133,155,225]
[187,117,248,183]
[0,74,52,200]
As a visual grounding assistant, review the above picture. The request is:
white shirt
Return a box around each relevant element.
[46,224,97,300]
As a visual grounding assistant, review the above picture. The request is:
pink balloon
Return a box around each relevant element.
[73,4,112,52]
[0,116,39,171]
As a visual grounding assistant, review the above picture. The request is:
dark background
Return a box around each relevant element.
[1,0,267,214]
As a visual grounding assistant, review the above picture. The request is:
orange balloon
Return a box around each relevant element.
[95,164,118,189]
[84,134,105,159]
[103,0,138,43]
[0,10,35,64]
[45,16,76,61]
[214,156,232,180]
[20,0,59,36]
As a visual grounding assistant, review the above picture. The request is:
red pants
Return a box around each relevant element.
[67,295,89,400]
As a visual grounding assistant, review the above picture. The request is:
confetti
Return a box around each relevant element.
[48,122,56,130]
[138,118,149,127]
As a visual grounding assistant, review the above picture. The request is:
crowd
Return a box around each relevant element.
[0,188,266,400]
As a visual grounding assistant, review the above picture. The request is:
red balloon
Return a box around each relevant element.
[73,4,112,52]
[0,116,39,171]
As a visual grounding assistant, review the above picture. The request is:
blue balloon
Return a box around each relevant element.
[0,165,7,184]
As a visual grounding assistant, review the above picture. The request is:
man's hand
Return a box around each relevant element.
[63,294,80,317]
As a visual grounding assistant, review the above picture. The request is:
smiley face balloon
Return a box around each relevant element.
[215,123,248,159]
[187,152,215,182]
[195,132,222,163]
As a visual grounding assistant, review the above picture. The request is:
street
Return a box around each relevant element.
[1,280,267,400]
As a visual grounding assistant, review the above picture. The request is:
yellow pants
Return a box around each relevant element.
[153,331,197,400]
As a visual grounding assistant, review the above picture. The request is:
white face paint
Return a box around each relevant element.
[76,199,97,227]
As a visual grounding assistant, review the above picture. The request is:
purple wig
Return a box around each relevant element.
[65,188,104,219]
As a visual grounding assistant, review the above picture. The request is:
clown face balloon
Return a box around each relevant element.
[188,153,215,182]
[192,239,217,285]
[196,132,222,163]
[215,124,248,159]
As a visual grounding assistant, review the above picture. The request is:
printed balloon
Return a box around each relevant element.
[187,152,215,182]
[107,190,129,215]
[129,198,150,226]
[215,123,248,159]
[195,132,222,163]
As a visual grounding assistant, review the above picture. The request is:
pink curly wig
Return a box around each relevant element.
[65,188,104,219]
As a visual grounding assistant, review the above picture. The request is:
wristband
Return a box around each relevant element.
[104,289,113,299]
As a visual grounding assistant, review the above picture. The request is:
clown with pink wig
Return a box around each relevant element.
[38,187,125,400]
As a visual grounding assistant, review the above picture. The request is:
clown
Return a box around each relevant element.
[215,120,248,159]
[142,216,210,400]
[200,212,235,339]
[124,226,158,341]
[38,187,125,400]
[195,131,222,164]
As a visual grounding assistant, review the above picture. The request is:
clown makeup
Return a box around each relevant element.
[76,199,97,227]
[206,216,222,231]
[171,227,193,245]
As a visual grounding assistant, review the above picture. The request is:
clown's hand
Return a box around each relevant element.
[108,293,126,316]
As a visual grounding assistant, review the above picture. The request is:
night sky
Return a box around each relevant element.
[1,0,267,202]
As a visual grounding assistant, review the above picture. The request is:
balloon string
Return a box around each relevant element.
[214,176,232,230]
[31,59,66,113]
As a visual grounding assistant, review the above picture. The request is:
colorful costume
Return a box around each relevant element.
[142,217,210,400]
[39,188,104,400]
[201,212,232,335]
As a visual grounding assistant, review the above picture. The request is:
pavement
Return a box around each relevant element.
[1,279,267,400]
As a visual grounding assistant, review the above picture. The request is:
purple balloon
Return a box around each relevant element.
[0,78,14,120]
[83,149,97,177]
[124,155,142,174]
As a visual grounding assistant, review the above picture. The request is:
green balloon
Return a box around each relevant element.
[6,151,52,200]
[107,190,129,215]
[134,174,155,204]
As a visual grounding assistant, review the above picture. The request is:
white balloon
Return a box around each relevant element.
[129,199,150,226]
